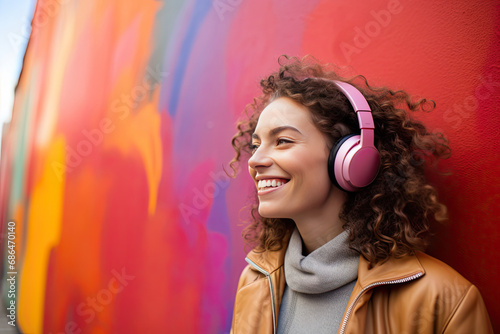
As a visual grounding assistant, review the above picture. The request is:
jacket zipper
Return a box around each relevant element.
[339,272,424,334]
[245,257,277,334]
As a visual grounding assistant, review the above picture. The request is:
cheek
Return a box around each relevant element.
[292,150,329,178]
[293,154,331,192]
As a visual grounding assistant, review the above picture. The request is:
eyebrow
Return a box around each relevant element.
[251,125,303,140]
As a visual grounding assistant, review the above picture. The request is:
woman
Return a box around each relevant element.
[229,56,493,334]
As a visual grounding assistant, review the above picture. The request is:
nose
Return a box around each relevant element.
[248,146,273,171]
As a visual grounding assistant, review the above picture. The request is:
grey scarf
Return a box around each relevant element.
[284,228,359,294]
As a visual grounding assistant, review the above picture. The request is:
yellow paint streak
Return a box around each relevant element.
[18,137,65,333]
[105,97,162,215]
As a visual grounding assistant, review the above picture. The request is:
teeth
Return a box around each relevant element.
[257,179,288,190]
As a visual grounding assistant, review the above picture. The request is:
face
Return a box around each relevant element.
[248,97,338,220]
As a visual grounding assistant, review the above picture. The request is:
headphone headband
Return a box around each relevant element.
[332,80,371,112]
[332,81,375,148]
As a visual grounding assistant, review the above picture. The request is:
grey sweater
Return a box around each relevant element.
[277,228,359,333]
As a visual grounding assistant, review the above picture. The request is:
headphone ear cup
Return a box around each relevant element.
[328,134,357,190]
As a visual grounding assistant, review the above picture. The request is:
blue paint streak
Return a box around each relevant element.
[168,0,212,117]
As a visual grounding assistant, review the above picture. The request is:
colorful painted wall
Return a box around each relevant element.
[1,0,498,333]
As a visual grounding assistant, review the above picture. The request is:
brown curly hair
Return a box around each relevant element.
[230,55,450,265]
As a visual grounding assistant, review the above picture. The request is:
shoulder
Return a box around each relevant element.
[413,251,471,287]
[234,248,278,292]
[365,252,493,333]
[393,251,476,306]
[236,263,263,290]
[407,252,493,332]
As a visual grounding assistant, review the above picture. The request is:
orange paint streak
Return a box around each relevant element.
[104,91,163,215]
[44,164,111,332]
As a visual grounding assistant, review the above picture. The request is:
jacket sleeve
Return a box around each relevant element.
[442,285,493,334]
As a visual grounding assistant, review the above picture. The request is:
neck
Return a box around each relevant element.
[293,189,347,255]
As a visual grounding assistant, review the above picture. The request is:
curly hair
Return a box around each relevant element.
[230,55,450,266]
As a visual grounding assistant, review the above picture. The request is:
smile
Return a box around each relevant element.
[257,178,289,194]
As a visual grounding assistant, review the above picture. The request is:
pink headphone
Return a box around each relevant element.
[328,81,380,192]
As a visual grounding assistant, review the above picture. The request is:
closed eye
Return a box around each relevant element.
[249,138,292,154]
[249,143,259,154]
[277,138,293,146]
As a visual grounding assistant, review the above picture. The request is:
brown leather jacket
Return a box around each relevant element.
[231,243,493,333]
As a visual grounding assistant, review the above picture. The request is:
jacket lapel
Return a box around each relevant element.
[338,252,426,333]
[246,233,291,275]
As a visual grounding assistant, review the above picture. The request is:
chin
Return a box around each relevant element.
[258,204,287,219]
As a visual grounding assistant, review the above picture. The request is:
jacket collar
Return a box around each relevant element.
[356,252,426,288]
[246,232,292,274]
[246,232,426,284]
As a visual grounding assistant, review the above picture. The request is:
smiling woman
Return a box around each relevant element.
[229,56,493,334]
